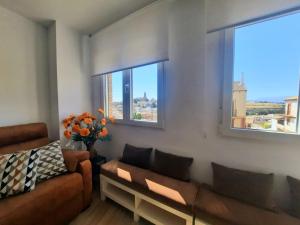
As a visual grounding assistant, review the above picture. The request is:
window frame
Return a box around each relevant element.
[220,15,300,141]
[101,61,166,129]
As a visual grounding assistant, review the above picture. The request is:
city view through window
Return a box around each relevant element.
[231,12,300,133]
[106,63,158,123]
[132,64,158,122]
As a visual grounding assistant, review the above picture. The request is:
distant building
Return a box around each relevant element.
[142,92,148,101]
[284,96,298,132]
[107,74,123,119]
[232,80,247,128]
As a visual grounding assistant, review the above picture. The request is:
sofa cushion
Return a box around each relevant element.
[152,149,193,181]
[101,159,198,212]
[120,144,152,169]
[194,184,300,225]
[62,150,90,172]
[287,176,300,218]
[0,149,40,199]
[0,138,50,155]
[0,123,49,155]
[0,123,48,148]
[0,173,83,225]
[212,162,275,211]
[36,140,67,182]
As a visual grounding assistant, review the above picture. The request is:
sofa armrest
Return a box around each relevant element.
[78,160,92,208]
[62,150,90,172]
[62,150,92,208]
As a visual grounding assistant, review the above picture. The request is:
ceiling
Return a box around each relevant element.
[0,0,157,34]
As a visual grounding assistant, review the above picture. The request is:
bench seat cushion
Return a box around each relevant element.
[101,159,198,213]
[194,184,300,225]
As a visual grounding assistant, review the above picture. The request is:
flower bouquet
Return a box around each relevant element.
[63,108,114,157]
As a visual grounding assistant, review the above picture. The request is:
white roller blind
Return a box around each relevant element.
[90,1,169,75]
[207,0,300,32]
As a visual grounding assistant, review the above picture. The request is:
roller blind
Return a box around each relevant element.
[206,0,300,33]
[90,1,169,75]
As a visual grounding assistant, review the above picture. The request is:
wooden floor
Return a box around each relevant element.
[69,192,152,225]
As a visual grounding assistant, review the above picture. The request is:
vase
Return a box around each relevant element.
[85,142,97,159]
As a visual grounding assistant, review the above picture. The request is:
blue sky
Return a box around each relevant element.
[111,71,123,102]
[234,12,300,102]
[132,64,157,100]
[111,64,157,102]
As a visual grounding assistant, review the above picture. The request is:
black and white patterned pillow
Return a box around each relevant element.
[36,140,68,182]
[0,149,40,199]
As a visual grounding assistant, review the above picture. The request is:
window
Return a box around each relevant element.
[223,11,300,137]
[102,62,165,128]
[132,64,158,122]
[106,71,123,120]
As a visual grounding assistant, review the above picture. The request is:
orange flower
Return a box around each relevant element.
[77,112,91,121]
[84,117,93,125]
[63,120,71,129]
[98,108,105,115]
[80,128,90,137]
[66,114,75,120]
[72,124,81,133]
[109,116,115,123]
[99,128,108,137]
[63,113,77,128]
[82,112,91,118]
[101,118,107,126]
[64,130,72,139]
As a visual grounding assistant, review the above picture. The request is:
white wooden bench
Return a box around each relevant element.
[100,174,194,225]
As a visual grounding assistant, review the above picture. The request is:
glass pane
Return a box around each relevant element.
[132,64,158,122]
[107,71,123,119]
[232,13,300,133]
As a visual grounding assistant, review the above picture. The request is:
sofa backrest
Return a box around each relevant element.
[0,123,49,154]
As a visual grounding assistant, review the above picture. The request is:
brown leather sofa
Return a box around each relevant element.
[0,123,92,225]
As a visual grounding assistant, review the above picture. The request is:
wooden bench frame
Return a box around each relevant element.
[100,174,194,225]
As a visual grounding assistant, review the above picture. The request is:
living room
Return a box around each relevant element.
[1,0,300,225]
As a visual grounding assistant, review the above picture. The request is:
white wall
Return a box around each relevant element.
[48,22,92,141]
[48,23,60,140]
[0,6,50,128]
[92,0,300,208]
[0,6,92,142]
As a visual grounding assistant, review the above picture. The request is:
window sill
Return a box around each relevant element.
[112,119,164,129]
[219,124,300,143]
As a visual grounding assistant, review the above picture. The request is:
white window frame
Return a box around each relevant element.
[101,61,166,129]
[220,14,300,142]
